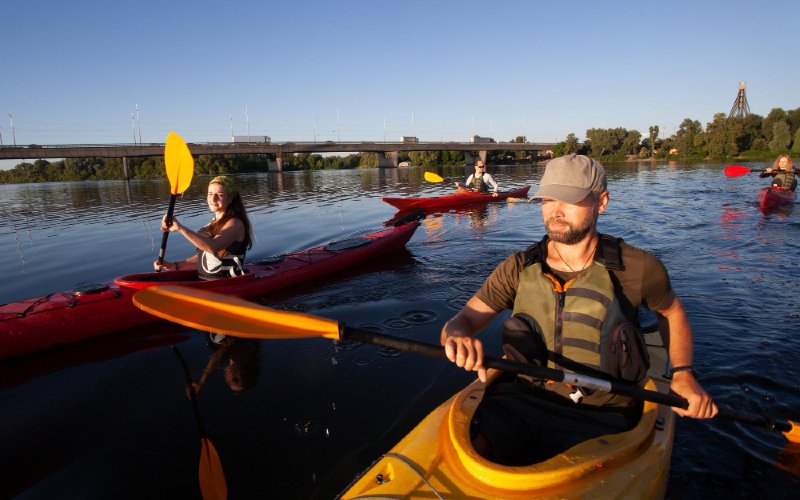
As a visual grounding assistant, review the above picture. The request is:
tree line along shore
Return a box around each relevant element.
[2,106,799,184]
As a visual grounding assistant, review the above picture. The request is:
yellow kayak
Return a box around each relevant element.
[340,330,675,499]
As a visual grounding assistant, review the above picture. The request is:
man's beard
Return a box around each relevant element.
[545,207,599,245]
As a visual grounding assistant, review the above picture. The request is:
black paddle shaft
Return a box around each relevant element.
[341,325,686,408]
[341,326,798,435]
[156,194,178,271]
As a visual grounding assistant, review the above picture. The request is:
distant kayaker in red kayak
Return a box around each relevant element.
[455,160,499,197]
[441,154,718,465]
[760,154,797,191]
[154,175,254,279]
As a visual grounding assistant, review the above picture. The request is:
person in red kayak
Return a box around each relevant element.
[154,175,254,279]
[760,154,797,192]
[441,154,717,465]
[455,160,499,197]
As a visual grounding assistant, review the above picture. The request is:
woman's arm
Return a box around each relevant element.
[165,216,245,254]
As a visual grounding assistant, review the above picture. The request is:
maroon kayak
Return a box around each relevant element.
[756,187,796,213]
[0,220,419,360]
[382,185,531,212]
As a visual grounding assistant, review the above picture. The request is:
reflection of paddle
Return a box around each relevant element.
[172,345,228,500]
[135,286,800,444]
[157,132,195,271]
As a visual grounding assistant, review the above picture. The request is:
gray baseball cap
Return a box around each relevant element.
[533,154,607,203]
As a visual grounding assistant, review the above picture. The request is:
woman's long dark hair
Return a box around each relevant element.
[203,187,254,249]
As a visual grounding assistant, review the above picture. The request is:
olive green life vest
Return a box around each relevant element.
[471,174,489,193]
[772,170,797,191]
[509,235,649,406]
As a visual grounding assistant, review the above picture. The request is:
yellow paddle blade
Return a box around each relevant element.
[199,438,227,500]
[164,131,195,195]
[132,285,341,340]
[784,420,800,444]
[424,171,444,183]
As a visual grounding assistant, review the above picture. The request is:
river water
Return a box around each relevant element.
[1,162,798,498]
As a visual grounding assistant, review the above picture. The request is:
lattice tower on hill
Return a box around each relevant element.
[729,81,751,118]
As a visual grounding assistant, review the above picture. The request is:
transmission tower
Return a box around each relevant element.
[729,81,751,118]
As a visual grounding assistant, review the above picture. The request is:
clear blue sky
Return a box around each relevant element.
[1,0,798,156]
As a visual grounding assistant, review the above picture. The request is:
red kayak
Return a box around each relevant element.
[757,187,796,213]
[382,185,531,212]
[0,220,419,360]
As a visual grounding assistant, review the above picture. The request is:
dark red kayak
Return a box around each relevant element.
[382,185,531,212]
[757,187,796,213]
[0,220,419,360]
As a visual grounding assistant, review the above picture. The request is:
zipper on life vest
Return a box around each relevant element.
[544,272,573,370]
[554,288,565,368]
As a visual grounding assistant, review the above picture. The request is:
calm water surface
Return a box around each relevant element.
[1,162,798,498]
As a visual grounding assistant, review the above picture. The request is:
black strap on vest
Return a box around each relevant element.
[523,234,624,270]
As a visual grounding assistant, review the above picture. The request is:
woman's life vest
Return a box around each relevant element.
[506,234,650,407]
[471,173,489,193]
[197,239,247,280]
[771,170,797,191]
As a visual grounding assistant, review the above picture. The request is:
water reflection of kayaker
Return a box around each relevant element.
[153,176,254,279]
[187,334,261,396]
[760,154,797,191]
[454,160,499,197]
[440,154,718,465]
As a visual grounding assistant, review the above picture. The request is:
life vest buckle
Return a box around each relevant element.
[569,387,588,404]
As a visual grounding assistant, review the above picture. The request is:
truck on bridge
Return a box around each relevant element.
[401,136,419,143]
[232,135,271,143]
[471,135,495,143]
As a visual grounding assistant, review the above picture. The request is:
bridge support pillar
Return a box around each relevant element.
[122,156,130,180]
[267,155,282,172]
[378,151,399,168]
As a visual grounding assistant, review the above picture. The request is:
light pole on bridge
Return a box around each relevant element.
[8,113,16,146]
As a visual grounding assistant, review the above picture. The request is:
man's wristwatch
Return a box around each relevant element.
[669,365,697,377]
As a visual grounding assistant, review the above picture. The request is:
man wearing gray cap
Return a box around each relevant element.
[440,154,717,465]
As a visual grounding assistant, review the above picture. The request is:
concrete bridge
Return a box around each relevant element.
[0,140,555,174]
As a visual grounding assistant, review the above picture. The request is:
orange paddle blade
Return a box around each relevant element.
[784,420,800,444]
[165,131,195,194]
[132,286,341,340]
[199,438,227,500]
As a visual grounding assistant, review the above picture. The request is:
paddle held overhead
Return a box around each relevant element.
[157,131,195,271]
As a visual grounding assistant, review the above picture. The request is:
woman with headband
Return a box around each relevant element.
[154,175,253,279]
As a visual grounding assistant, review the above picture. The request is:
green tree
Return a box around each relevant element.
[673,118,702,157]
[769,121,791,151]
[622,130,642,155]
[586,129,614,156]
[648,126,659,156]
[359,153,379,168]
[792,128,800,155]
[762,108,787,144]
[565,133,579,154]
[704,113,738,158]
